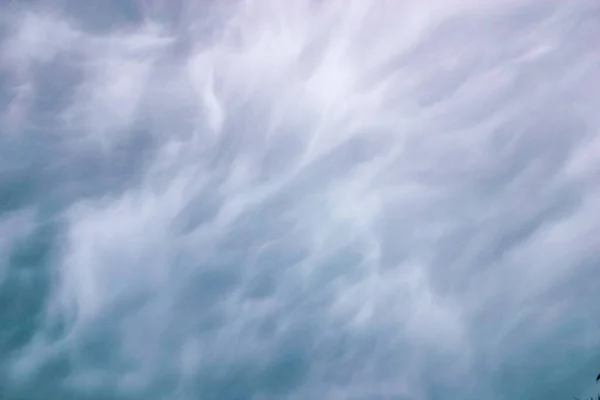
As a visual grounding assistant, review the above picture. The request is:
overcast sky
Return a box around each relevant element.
[1,1,599,399]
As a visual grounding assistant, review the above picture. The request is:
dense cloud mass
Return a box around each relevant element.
[1,0,599,399]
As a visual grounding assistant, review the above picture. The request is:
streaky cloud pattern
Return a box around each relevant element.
[1,0,600,399]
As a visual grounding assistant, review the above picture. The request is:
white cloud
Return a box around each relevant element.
[1,0,600,399]
[1,11,79,73]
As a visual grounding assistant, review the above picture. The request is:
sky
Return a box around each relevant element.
[1,0,599,399]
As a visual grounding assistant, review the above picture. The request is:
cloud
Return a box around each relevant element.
[1,0,600,399]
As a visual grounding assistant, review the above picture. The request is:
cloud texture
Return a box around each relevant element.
[1,0,600,399]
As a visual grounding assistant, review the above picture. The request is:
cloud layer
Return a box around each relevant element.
[1,0,600,399]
